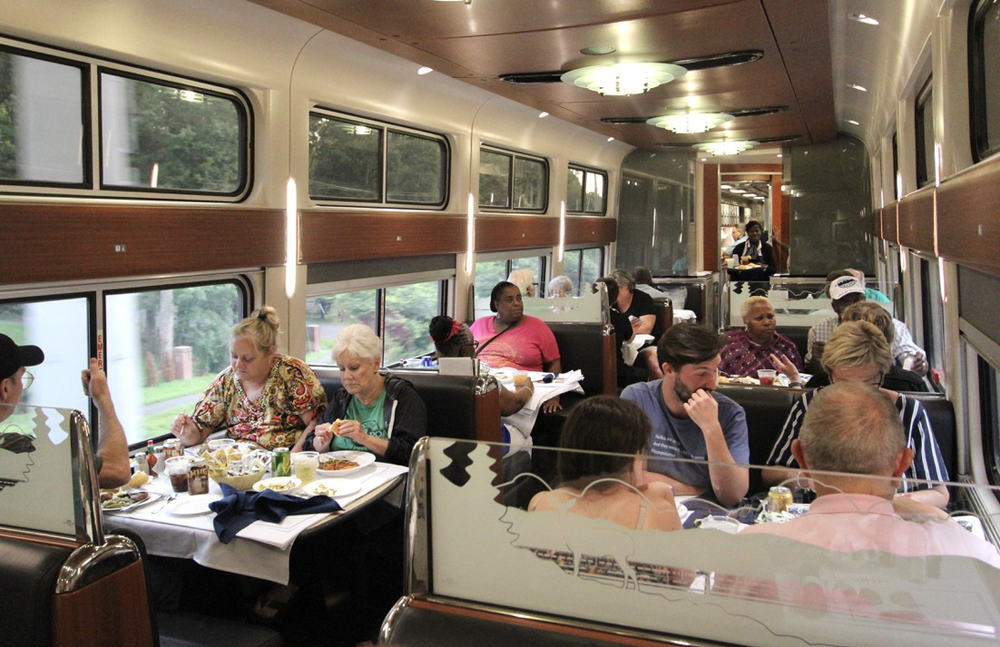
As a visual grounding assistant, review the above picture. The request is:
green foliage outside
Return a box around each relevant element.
[386,131,445,204]
[513,157,545,210]
[309,115,381,200]
[0,52,16,179]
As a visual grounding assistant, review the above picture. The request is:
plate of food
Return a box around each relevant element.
[317,450,376,477]
[735,263,760,270]
[100,488,159,513]
[253,476,302,493]
[167,494,222,516]
[301,478,362,499]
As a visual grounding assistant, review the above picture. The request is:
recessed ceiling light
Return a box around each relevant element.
[721,184,732,189]
[730,189,745,194]
[849,13,879,26]
[417,66,433,75]
[847,83,867,92]
[846,119,860,125]
[538,111,549,118]
[647,111,734,134]
[776,154,783,158]
[700,158,707,162]
[696,140,759,156]
[580,45,616,56]
[607,137,615,142]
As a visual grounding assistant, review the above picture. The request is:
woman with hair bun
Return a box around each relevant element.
[170,306,326,450]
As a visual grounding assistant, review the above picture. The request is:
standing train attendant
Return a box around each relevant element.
[171,307,326,450]
[621,324,749,507]
[471,281,562,413]
[296,324,426,465]
[730,220,775,273]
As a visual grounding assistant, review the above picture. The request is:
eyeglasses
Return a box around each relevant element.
[869,372,884,388]
[21,371,34,390]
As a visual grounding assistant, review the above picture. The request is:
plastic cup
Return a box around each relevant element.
[758,369,776,386]
[165,456,190,493]
[208,438,236,452]
[513,372,531,389]
[294,451,319,483]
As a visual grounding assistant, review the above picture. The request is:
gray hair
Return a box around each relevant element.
[740,296,773,323]
[800,382,904,475]
[610,268,635,292]
[331,324,382,364]
[547,275,574,297]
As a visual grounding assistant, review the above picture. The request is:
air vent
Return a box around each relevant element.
[499,49,764,84]
[580,45,616,56]
[601,106,788,124]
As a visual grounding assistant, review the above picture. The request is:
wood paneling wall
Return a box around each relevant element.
[300,211,467,263]
[897,186,935,254]
[936,156,1000,277]
[0,204,284,286]
[881,202,898,244]
[52,560,154,647]
[702,164,719,270]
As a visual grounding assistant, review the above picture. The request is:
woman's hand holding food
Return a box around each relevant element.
[171,413,202,447]
[312,421,339,453]
[333,419,365,442]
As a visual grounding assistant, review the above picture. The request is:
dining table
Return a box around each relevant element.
[103,452,408,585]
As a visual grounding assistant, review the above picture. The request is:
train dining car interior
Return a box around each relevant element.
[3,0,1000,645]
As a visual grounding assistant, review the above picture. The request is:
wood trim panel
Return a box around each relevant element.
[702,164,720,270]
[872,208,882,238]
[0,204,284,286]
[720,164,783,174]
[474,386,502,443]
[52,560,154,647]
[0,529,80,549]
[936,155,1000,277]
[601,333,616,396]
[300,210,467,263]
[897,186,935,253]
[881,203,898,244]
[564,216,617,247]
[406,598,678,647]
[475,215,560,251]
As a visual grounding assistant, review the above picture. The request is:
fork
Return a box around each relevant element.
[150,493,177,514]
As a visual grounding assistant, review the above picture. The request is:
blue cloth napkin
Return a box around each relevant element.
[209,482,342,544]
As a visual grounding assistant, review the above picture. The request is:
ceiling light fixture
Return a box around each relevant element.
[849,13,879,26]
[417,66,433,75]
[846,119,860,125]
[695,140,758,156]
[561,62,686,97]
[607,137,615,142]
[847,83,867,92]
[647,111,734,134]
[538,111,549,118]
[730,189,745,194]
[580,45,616,56]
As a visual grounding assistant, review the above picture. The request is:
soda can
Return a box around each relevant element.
[163,438,183,459]
[273,447,291,477]
[768,486,793,514]
[187,457,209,495]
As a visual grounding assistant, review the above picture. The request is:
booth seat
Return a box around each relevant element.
[311,366,502,443]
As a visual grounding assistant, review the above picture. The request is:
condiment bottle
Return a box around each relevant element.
[145,440,158,478]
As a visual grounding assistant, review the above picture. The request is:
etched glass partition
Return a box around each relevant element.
[726,279,897,328]
[0,403,95,540]
[410,438,1000,646]
[473,286,607,324]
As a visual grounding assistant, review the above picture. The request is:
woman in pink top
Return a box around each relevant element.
[470,281,562,412]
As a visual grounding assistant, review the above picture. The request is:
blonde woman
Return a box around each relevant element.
[171,306,326,450]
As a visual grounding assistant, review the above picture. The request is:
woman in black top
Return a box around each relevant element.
[731,220,776,276]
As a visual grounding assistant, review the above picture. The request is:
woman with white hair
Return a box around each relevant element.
[295,324,426,465]
[719,296,803,379]
[547,275,574,298]
[507,268,537,297]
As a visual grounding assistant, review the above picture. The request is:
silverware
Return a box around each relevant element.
[150,493,177,514]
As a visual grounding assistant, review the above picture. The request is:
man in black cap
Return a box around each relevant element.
[1,334,130,488]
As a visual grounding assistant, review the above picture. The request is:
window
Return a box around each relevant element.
[566,165,608,215]
[474,255,546,303]
[0,46,88,186]
[891,131,899,200]
[0,296,90,417]
[309,111,448,207]
[915,77,934,187]
[562,247,605,295]
[918,256,944,381]
[979,356,1000,488]
[104,282,246,445]
[306,280,445,367]
[0,36,250,199]
[479,146,548,212]
[970,0,1000,161]
[100,72,246,195]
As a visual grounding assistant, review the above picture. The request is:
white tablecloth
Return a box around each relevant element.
[495,370,585,438]
[104,462,408,584]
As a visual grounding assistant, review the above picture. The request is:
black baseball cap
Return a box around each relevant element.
[0,334,44,381]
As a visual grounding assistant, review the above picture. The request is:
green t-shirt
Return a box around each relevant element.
[332,390,387,453]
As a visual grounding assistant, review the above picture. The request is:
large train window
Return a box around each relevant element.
[99,72,247,196]
[103,281,247,446]
[0,295,90,417]
[915,254,945,387]
[970,0,1000,161]
[566,165,608,215]
[891,131,899,200]
[306,280,445,367]
[479,146,548,212]
[309,111,448,207]
[475,254,547,303]
[562,247,605,294]
[915,77,934,188]
[0,45,88,187]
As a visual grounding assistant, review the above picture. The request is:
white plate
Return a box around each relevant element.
[253,477,302,493]
[101,489,160,514]
[317,451,376,477]
[166,494,221,516]
[301,478,362,499]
